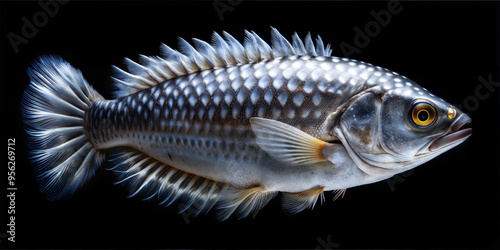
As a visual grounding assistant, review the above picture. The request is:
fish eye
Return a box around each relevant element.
[408,100,438,128]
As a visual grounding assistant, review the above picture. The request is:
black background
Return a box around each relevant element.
[1,1,499,249]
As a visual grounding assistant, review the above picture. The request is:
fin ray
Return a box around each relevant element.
[22,56,105,200]
[332,189,347,201]
[282,186,326,214]
[217,186,278,220]
[292,32,307,55]
[223,31,249,64]
[304,33,316,56]
[111,149,228,216]
[271,27,295,57]
[243,30,261,62]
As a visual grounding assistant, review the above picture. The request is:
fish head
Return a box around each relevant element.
[337,81,472,176]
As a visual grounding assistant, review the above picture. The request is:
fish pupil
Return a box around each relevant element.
[418,110,429,122]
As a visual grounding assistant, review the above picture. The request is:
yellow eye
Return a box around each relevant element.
[409,101,438,128]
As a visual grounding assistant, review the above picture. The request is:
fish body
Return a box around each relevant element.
[86,55,373,191]
[22,28,471,220]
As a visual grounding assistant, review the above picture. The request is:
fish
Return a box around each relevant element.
[22,28,472,220]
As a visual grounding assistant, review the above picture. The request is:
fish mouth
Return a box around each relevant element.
[429,114,472,152]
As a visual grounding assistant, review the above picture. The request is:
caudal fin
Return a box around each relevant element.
[22,56,105,200]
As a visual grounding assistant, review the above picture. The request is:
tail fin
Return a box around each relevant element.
[22,56,105,200]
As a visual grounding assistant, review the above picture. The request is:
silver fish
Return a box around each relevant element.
[22,28,471,220]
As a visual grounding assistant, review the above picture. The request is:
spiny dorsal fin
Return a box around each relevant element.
[112,28,333,97]
[110,149,228,216]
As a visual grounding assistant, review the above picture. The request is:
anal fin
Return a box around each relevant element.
[110,149,228,216]
[282,186,326,215]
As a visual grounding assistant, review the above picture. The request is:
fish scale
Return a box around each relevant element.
[86,56,376,171]
[22,28,471,220]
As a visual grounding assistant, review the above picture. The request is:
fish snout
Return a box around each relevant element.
[429,113,472,152]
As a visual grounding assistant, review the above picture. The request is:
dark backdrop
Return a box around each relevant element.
[2,1,499,249]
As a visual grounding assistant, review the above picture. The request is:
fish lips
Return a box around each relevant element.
[429,114,472,152]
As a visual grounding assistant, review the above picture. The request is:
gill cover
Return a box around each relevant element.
[339,92,381,155]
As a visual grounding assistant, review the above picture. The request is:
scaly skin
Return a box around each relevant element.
[85,55,408,192]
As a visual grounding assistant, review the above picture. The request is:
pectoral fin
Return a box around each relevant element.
[250,117,327,166]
